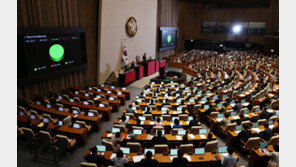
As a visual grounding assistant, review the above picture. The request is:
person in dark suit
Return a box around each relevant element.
[126,104,136,115]
[142,53,147,62]
[188,115,199,129]
[171,149,188,167]
[237,124,252,143]
[151,129,167,147]
[137,151,158,167]
[259,123,274,141]
[259,107,270,120]
[131,61,135,69]
[233,100,242,113]
[84,146,106,167]
[205,104,217,116]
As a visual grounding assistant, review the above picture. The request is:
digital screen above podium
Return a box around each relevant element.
[159,27,178,52]
[18,27,88,84]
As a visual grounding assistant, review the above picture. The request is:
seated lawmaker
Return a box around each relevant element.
[171,149,188,167]
[173,119,183,129]
[237,124,252,143]
[84,146,106,167]
[259,123,274,141]
[151,129,167,146]
[188,115,199,129]
[137,151,159,167]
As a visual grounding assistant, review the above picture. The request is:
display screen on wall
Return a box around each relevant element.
[201,22,216,33]
[159,27,178,52]
[18,27,87,84]
[248,22,266,35]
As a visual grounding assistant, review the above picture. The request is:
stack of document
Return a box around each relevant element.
[150,121,155,125]
[107,133,113,137]
[176,136,182,140]
[232,116,240,119]
[133,155,145,163]
[147,135,153,140]
[252,128,261,133]
[110,153,116,159]
[188,134,195,139]
[199,134,206,139]
[184,155,192,161]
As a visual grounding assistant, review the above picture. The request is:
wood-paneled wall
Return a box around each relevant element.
[156,0,178,59]
[177,0,279,50]
[17,0,99,99]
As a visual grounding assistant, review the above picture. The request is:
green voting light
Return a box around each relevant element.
[167,35,172,43]
[49,44,64,62]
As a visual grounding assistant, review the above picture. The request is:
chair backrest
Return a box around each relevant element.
[210,112,219,119]
[87,100,95,105]
[39,130,53,145]
[73,97,81,103]
[268,135,279,145]
[29,110,39,117]
[78,90,86,95]
[172,128,184,135]
[180,144,194,154]
[132,126,144,132]
[269,116,279,122]
[114,124,126,132]
[252,106,260,112]
[71,107,81,114]
[205,140,218,152]
[190,126,203,134]
[127,142,141,153]
[56,103,64,108]
[102,102,109,107]
[88,110,99,116]
[75,121,87,129]
[63,94,70,101]
[21,127,35,141]
[143,114,153,120]
[63,116,72,126]
[42,114,52,122]
[258,119,267,126]
[241,120,251,127]
[80,162,97,167]
[56,134,71,149]
[125,113,135,119]
[179,114,189,121]
[102,139,114,150]
[225,123,236,134]
[152,126,164,135]
[162,115,171,121]
[246,137,260,150]
[154,144,169,154]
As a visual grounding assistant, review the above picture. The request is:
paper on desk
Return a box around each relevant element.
[252,128,261,133]
[176,136,182,140]
[216,118,223,122]
[199,134,206,139]
[186,121,190,124]
[188,134,195,139]
[244,114,250,118]
[184,155,192,161]
[150,121,155,125]
[269,125,274,129]
[235,131,241,134]
[267,109,275,113]
[110,153,116,160]
[170,156,177,161]
[230,104,235,107]
[251,113,256,116]
[140,121,144,125]
[147,135,153,140]
[162,111,167,114]
[173,111,177,114]
[133,155,145,163]
[107,133,113,137]
[232,116,240,119]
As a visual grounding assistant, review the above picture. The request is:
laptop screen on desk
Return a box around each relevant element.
[133,129,142,135]
[99,104,105,108]
[260,142,268,148]
[189,99,195,102]
[70,99,74,103]
[112,128,120,133]
[231,112,237,116]
[206,91,211,94]
[58,120,63,126]
[241,100,246,104]
[244,109,250,114]
[236,125,242,131]
[202,97,206,101]
[19,111,24,116]
[96,95,101,99]
[30,115,36,120]
[204,105,209,109]
[217,114,224,118]
[177,107,182,111]
[111,86,115,89]
[96,145,106,152]
[43,118,49,123]
[58,107,64,112]
[170,149,178,156]
[107,91,112,94]
[255,108,260,112]
[178,130,186,135]
[217,103,222,108]
[195,148,205,155]
[132,107,137,110]
[88,112,94,117]
[139,116,146,121]
[144,148,155,155]
[218,146,228,153]
[120,147,130,154]
[162,108,167,112]
[73,123,81,129]
[83,101,89,105]
[223,95,227,99]
[213,96,218,100]
[252,123,259,128]
[199,129,207,134]
[73,110,79,114]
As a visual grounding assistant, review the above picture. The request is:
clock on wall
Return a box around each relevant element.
[125,17,137,37]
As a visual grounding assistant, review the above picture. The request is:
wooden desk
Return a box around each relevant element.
[58,99,111,120]
[28,103,102,131]
[96,86,131,100]
[249,145,274,167]
[68,92,120,112]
